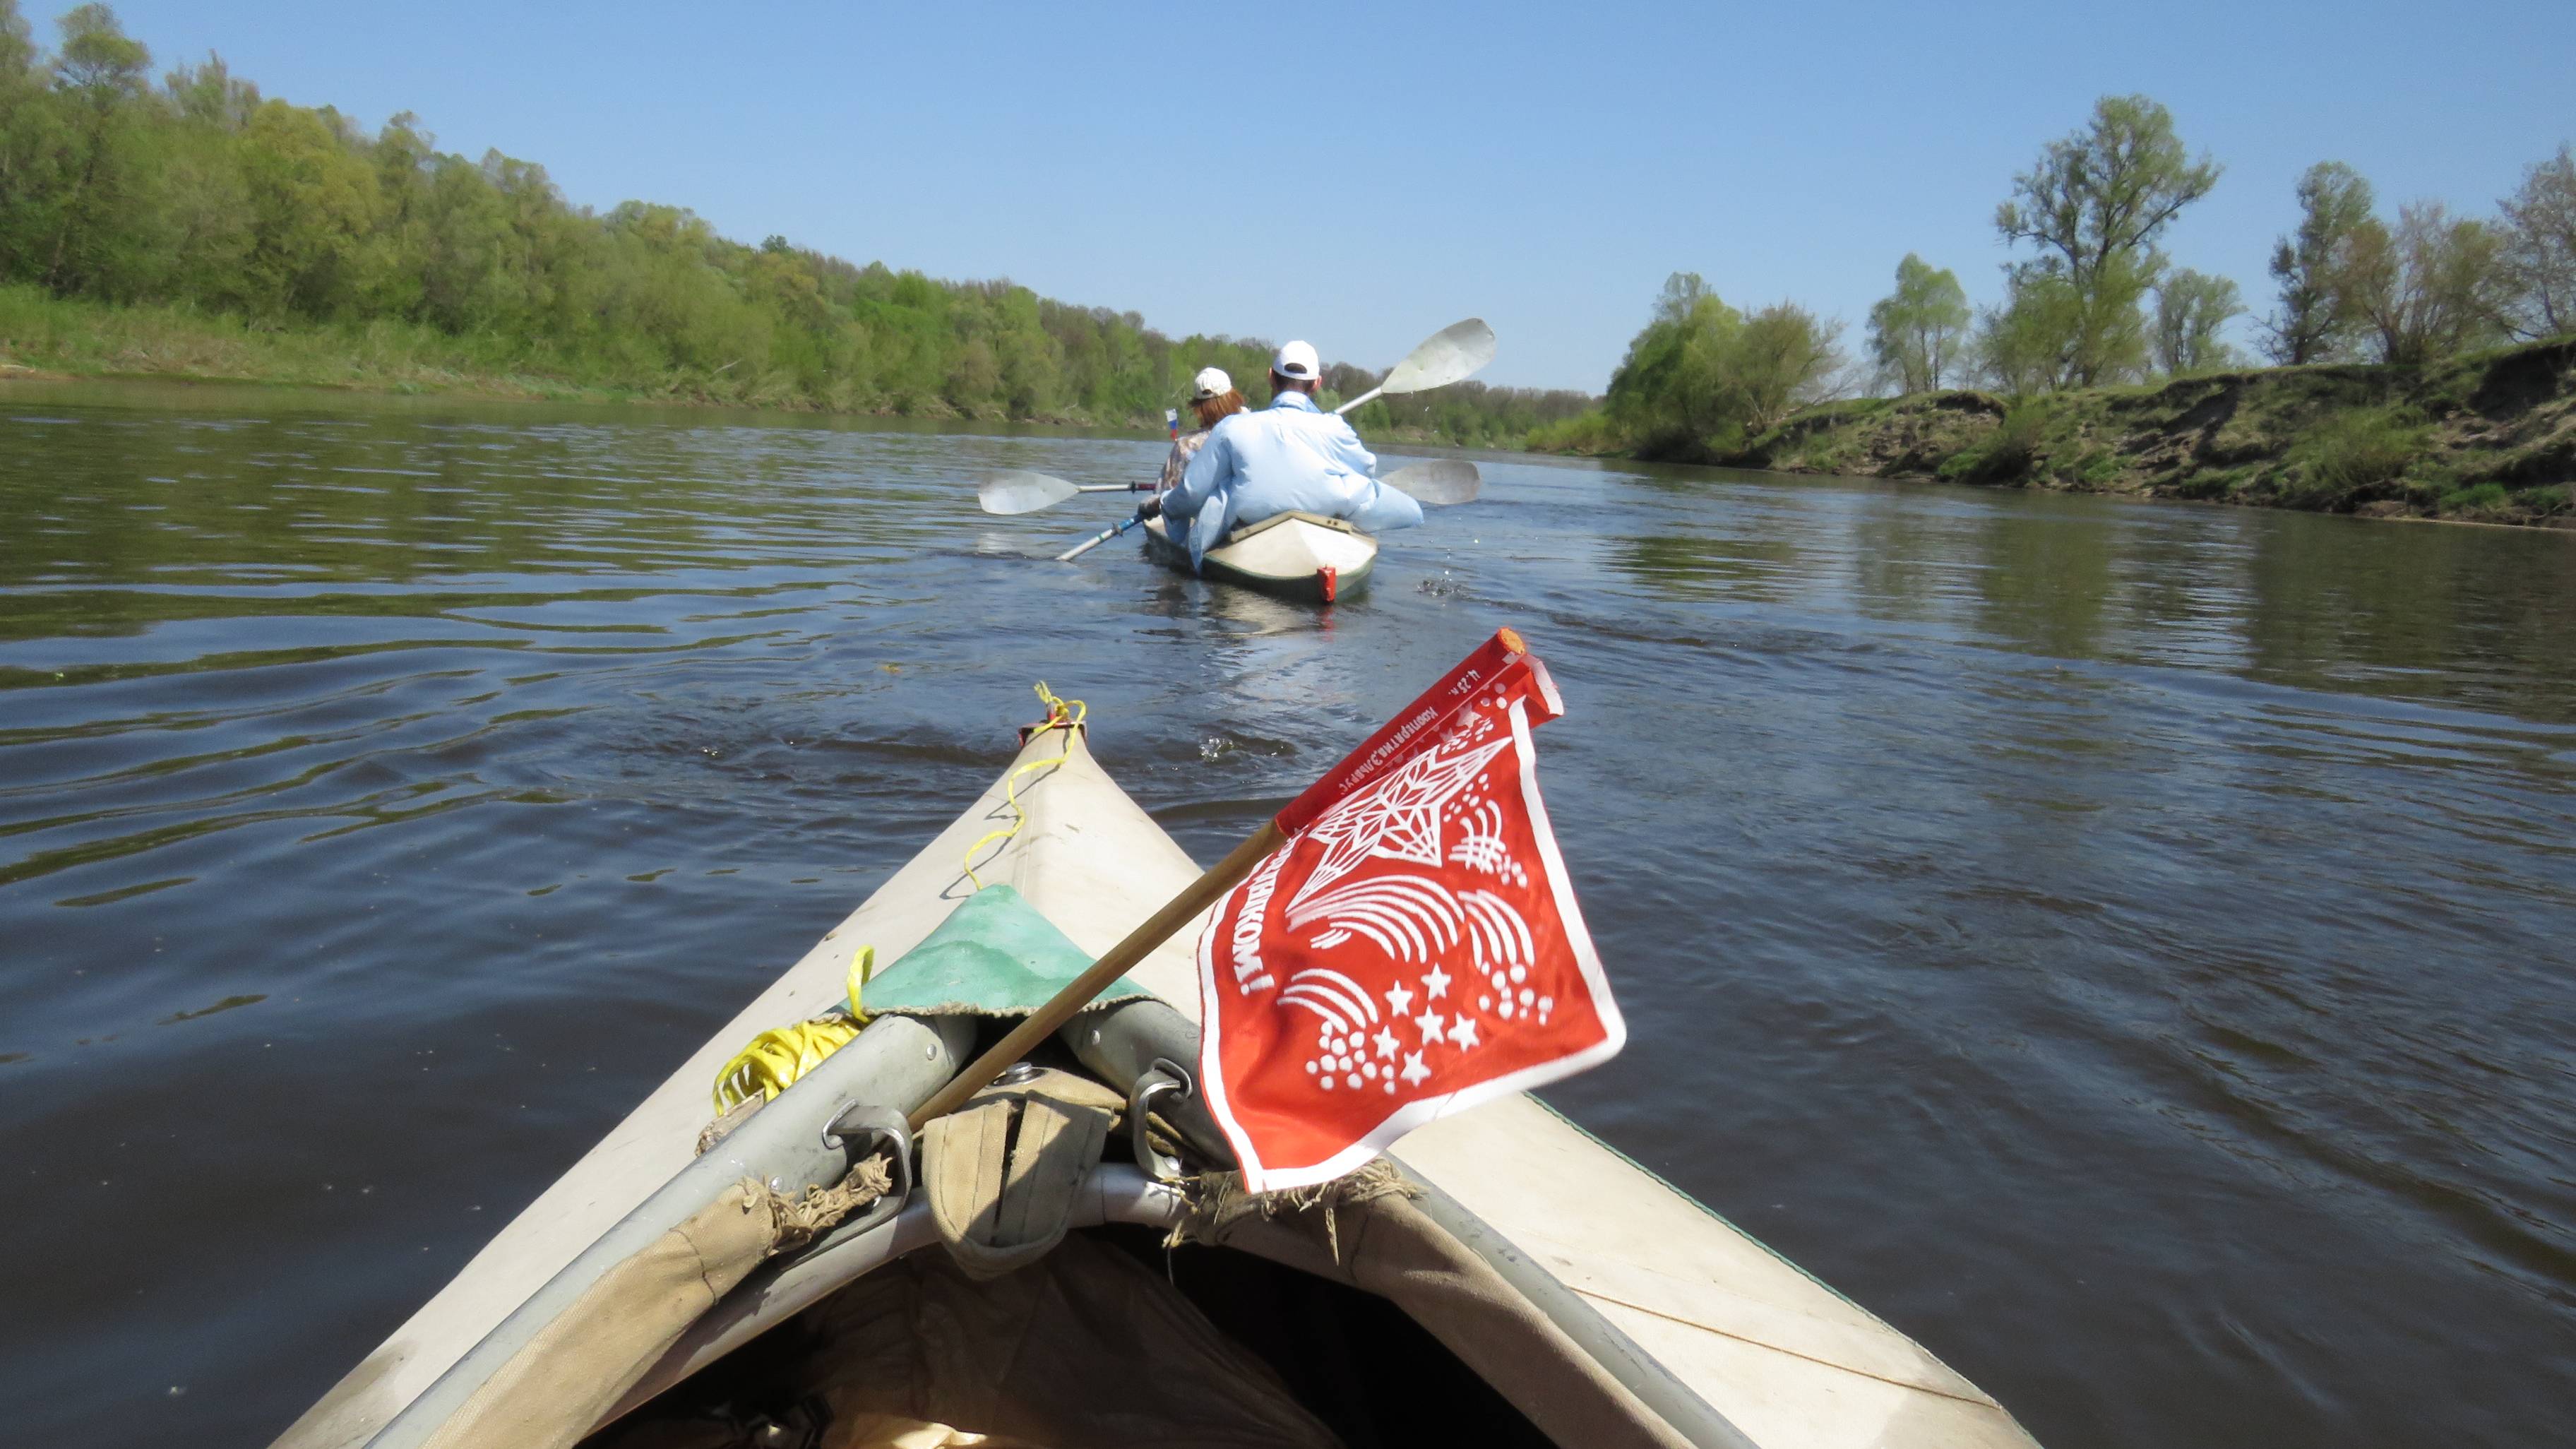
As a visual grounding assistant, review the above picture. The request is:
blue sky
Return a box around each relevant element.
[31,0,2576,390]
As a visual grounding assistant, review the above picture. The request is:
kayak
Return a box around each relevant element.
[271,714,2042,1449]
[1143,511,1378,603]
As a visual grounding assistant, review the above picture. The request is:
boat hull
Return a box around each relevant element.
[275,725,2041,1449]
[1143,511,1378,603]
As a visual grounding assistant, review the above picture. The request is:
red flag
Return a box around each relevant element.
[1272,628,1536,837]
[1196,638,1623,1192]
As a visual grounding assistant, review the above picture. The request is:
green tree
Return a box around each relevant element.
[2152,268,2243,374]
[2338,201,2508,365]
[41,2,152,293]
[1974,274,2087,395]
[2260,161,2375,364]
[0,0,69,280]
[1600,274,1842,453]
[1733,302,1846,429]
[2497,143,2576,340]
[238,98,382,316]
[945,337,1001,411]
[1993,95,2221,386]
[165,49,258,129]
[1604,272,1744,450]
[1866,254,1970,393]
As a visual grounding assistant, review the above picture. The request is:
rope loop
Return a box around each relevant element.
[962,681,1085,889]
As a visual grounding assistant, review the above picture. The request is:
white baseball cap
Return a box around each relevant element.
[1271,340,1320,381]
[1190,366,1232,400]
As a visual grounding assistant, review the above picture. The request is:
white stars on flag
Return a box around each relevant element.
[1372,1026,1402,1060]
[1423,963,1451,999]
[1400,1051,1431,1086]
[1414,1010,1445,1044]
[1385,982,1414,1017]
[1449,1015,1480,1050]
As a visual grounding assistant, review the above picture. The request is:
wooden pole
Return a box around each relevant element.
[906,815,1287,1131]
[906,627,1530,1131]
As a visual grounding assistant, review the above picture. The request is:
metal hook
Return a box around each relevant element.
[818,1102,912,1239]
[1129,1057,1195,1183]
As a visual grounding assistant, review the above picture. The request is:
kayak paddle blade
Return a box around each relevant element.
[1379,318,1496,398]
[977,470,1080,515]
[1383,459,1481,506]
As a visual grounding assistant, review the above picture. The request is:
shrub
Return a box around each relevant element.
[1937,402,2051,482]
[1526,410,1623,455]
[2282,406,2432,508]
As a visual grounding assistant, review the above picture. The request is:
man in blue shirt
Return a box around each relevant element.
[1140,340,1424,570]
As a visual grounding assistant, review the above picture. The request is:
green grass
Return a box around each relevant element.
[2070,450,2123,487]
[2436,481,2513,518]
[0,285,751,407]
[2282,405,2433,509]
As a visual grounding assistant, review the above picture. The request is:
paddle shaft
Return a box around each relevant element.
[907,813,1288,1130]
[1332,384,1384,417]
[1055,511,1146,562]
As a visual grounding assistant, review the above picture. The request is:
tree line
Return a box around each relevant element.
[1544,94,2574,457]
[0,4,1590,442]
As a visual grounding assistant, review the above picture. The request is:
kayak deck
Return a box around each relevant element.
[1143,511,1378,603]
[275,724,2039,1449]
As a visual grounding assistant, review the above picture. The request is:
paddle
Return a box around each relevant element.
[1333,317,1496,416]
[1381,458,1481,506]
[1055,512,1147,562]
[978,472,1140,515]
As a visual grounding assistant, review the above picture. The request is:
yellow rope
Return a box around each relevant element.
[711,945,876,1111]
[962,681,1085,890]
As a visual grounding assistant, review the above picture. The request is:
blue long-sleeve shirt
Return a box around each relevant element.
[1161,391,1425,568]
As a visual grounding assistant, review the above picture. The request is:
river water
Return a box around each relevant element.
[3,382,2572,1448]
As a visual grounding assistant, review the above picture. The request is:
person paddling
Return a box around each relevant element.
[1157,366,1247,493]
[1140,340,1424,571]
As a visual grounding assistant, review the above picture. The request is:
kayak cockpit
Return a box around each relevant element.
[580,1191,1573,1449]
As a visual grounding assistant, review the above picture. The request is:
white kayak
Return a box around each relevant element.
[272,717,2042,1449]
[1143,511,1379,603]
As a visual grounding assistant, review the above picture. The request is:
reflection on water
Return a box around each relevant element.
[1605,463,2576,724]
[2,383,2573,1449]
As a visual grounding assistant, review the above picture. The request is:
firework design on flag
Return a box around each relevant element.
[1196,658,1623,1192]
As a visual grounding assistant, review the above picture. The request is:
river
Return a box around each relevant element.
[3,381,2572,1448]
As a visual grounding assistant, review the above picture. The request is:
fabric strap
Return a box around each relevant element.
[923,1069,1119,1282]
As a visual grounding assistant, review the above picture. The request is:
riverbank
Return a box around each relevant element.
[1534,338,2576,527]
[0,286,936,415]
[0,289,1522,450]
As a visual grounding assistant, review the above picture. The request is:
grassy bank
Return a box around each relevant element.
[0,285,1155,423]
[0,287,1530,449]
[1534,337,2576,527]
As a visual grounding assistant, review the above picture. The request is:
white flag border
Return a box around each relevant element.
[1195,691,1624,1195]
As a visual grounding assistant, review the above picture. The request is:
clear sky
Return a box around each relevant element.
[30,0,2576,390]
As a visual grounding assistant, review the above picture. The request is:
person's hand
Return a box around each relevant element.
[1135,496,1163,520]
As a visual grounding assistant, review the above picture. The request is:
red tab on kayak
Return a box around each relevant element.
[1273,628,1558,837]
[1198,644,1618,1192]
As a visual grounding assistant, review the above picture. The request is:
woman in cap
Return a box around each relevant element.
[1157,366,1247,493]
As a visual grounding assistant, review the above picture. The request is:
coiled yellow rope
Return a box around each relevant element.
[711,945,876,1112]
[962,681,1085,890]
